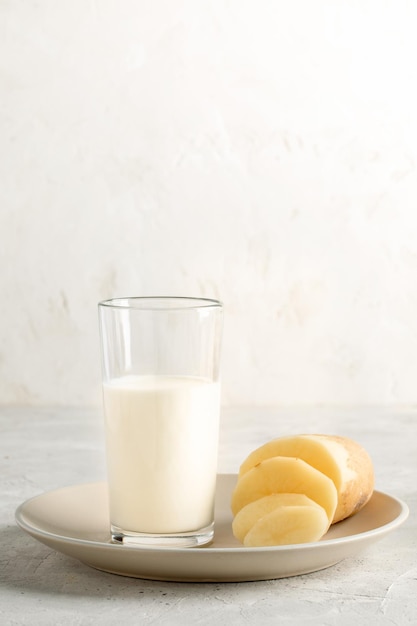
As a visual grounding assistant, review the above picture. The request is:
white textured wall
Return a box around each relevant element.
[2,1,417,406]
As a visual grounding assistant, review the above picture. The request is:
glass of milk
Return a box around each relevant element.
[98,296,223,547]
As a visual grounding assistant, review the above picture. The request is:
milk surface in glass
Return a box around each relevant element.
[103,374,220,534]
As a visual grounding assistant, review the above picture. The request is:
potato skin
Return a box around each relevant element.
[319,434,374,523]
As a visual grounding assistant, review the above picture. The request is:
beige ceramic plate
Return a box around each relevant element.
[15,474,408,582]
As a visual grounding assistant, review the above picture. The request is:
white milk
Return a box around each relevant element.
[103,375,220,534]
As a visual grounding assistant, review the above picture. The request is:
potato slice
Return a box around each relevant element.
[238,434,374,523]
[231,456,337,523]
[232,492,328,544]
[243,501,329,547]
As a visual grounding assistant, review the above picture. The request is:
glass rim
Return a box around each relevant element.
[98,296,223,311]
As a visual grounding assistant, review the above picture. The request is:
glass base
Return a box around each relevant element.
[110,522,214,548]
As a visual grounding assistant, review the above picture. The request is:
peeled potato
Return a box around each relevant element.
[238,434,374,523]
[232,493,329,545]
[231,456,338,524]
[243,501,330,547]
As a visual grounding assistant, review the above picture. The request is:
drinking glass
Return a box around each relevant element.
[98,296,223,547]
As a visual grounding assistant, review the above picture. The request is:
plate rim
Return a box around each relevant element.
[15,475,410,556]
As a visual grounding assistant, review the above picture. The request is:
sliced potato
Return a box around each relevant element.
[243,501,329,547]
[232,492,328,544]
[238,434,374,523]
[231,456,337,523]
